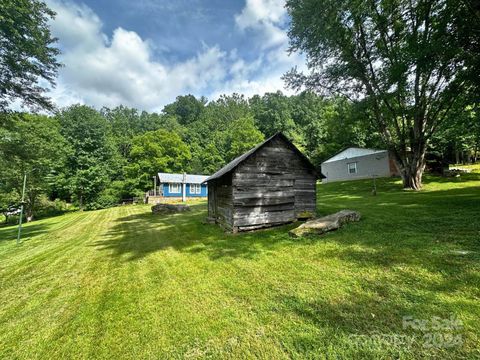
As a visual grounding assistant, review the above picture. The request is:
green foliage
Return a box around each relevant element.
[0,0,61,111]
[163,94,207,125]
[0,190,18,224]
[57,105,116,208]
[126,129,191,191]
[1,85,476,219]
[0,113,66,220]
[184,94,262,173]
[35,195,72,218]
[433,102,480,163]
[197,142,224,174]
[285,0,473,189]
[223,116,264,162]
[251,91,297,138]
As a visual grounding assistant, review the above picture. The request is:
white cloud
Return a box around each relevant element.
[43,0,305,111]
[217,0,306,98]
[47,0,228,111]
[235,0,288,49]
[211,45,305,99]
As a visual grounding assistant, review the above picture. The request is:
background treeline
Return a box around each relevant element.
[1,91,478,221]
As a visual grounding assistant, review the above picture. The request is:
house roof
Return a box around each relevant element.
[157,172,209,184]
[205,132,316,182]
[322,147,387,164]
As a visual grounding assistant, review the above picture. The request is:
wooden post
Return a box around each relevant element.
[153,176,157,196]
[182,172,186,202]
[16,173,27,244]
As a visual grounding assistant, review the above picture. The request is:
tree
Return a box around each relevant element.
[223,116,265,162]
[163,94,207,125]
[433,102,480,164]
[0,113,66,221]
[250,91,297,139]
[0,189,18,224]
[199,142,224,174]
[0,0,61,111]
[102,106,140,158]
[125,129,191,191]
[285,0,471,189]
[57,105,115,208]
[183,93,255,173]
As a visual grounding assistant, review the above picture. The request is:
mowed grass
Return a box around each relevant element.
[0,174,479,359]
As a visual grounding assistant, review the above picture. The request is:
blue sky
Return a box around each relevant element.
[44,0,306,111]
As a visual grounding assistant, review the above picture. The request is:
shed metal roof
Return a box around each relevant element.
[157,173,209,184]
[205,132,316,182]
[322,147,387,164]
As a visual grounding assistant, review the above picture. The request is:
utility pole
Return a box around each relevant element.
[17,173,27,244]
[182,172,186,202]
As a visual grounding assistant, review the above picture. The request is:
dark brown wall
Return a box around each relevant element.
[231,137,316,231]
[208,173,233,230]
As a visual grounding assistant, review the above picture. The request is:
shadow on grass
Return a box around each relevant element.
[90,180,479,356]
[0,210,81,243]
[93,203,302,261]
[276,278,476,358]
[93,176,479,270]
[0,222,52,243]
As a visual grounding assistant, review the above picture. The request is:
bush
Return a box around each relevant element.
[82,180,146,211]
[83,181,126,210]
[84,193,118,211]
[36,196,73,218]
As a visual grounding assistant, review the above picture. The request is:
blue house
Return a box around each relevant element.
[156,172,208,199]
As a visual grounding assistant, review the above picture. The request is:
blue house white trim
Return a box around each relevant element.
[157,172,208,198]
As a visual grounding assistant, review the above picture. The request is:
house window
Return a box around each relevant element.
[190,184,201,194]
[347,162,357,174]
[168,183,181,193]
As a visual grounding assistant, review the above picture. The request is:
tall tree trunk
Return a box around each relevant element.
[455,142,460,164]
[400,165,424,190]
[392,141,427,190]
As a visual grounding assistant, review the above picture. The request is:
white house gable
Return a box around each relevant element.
[323,147,386,163]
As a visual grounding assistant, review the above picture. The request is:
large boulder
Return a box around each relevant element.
[151,203,190,215]
[289,210,361,237]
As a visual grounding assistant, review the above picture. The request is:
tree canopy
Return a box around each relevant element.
[0,0,61,111]
[0,113,66,220]
[56,105,116,208]
[285,0,476,189]
[126,129,191,191]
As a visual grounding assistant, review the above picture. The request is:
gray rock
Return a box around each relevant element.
[151,203,191,214]
[289,210,361,237]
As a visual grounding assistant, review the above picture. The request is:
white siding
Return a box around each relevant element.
[321,151,392,183]
[323,147,386,163]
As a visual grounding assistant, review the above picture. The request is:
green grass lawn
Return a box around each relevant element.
[1,174,479,359]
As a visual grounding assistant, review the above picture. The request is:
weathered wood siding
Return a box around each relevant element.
[208,173,233,230]
[232,137,316,230]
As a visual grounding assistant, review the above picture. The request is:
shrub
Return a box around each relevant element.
[36,196,72,218]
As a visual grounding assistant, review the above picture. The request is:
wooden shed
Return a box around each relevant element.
[205,133,317,232]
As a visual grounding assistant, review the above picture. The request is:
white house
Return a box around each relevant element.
[321,147,399,183]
